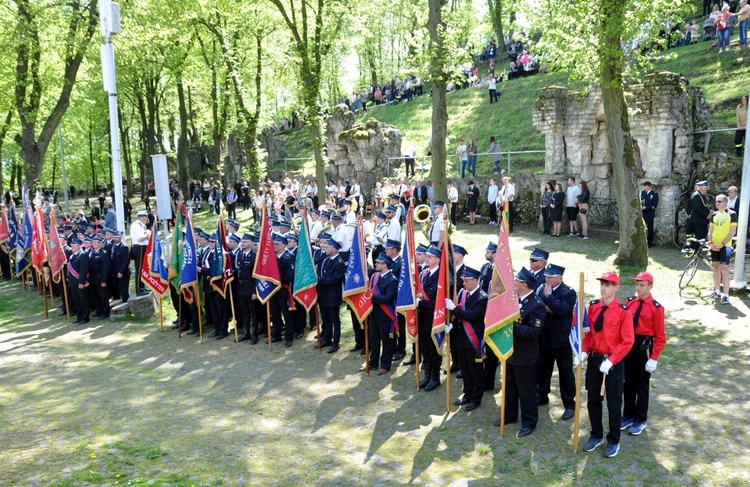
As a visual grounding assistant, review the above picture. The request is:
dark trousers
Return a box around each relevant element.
[736,128,746,156]
[95,285,110,316]
[396,314,406,355]
[132,245,147,293]
[371,246,383,268]
[537,345,576,410]
[541,208,551,233]
[457,347,485,404]
[484,345,499,390]
[418,326,442,373]
[0,251,11,279]
[644,214,655,246]
[72,285,90,322]
[271,292,294,340]
[505,363,538,428]
[119,271,131,303]
[320,305,341,345]
[292,301,307,334]
[586,353,625,445]
[209,292,228,335]
[405,157,414,177]
[238,294,257,338]
[489,89,498,103]
[507,201,514,231]
[349,306,364,347]
[623,338,652,423]
[108,273,120,300]
[368,316,396,370]
[692,222,708,240]
[489,202,497,223]
[227,203,237,219]
[449,203,457,226]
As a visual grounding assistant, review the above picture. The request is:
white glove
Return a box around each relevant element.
[445,299,456,311]
[599,359,613,374]
[645,359,658,373]
[573,352,588,367]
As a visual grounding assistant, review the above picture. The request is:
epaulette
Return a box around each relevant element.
[653,300,661,308]
[620,303,628,310]
[590,299,600,305]
[627,296,637,302]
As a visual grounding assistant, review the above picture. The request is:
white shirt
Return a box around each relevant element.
[310,220,323,240]
[332,223,353,252]
[448,187,459,203]
[350,184,361,198]
[456,144,468,161]
[344,210,356,224]
[372,222,389,246]
[566,185,582,207]
[501,183,515,203]
[129,219,149,246]
[387,219,402,242]
[429,215,445,242]
[405,146,416,158]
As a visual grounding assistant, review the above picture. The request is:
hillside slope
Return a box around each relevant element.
[280,39,748,177]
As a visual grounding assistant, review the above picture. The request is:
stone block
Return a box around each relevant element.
[128,293,156,320]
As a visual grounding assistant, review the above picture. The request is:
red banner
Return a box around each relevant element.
[31,207,47,271]
[48,219,67,282]
[431,237,450,352]
[140,230,168,296]
[0,207,9,245]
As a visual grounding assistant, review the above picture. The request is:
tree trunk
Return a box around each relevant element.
[89,116,97,190]
[176,74,190,196]
[599,0,647,267]
[0,110,12,195]
[118,110,133,198]
[428,0,449,202]
[488,0,505,48]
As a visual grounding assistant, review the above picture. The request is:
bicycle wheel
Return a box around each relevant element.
[679,256,700,290]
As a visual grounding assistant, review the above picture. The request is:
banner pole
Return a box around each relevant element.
[195,283,203,343]
[178,290,183,338]
[40,270,49,318]
[499,359,508,436]
[228,281,239,343]
[573,271,584,452]
[446,332,452,413]
[266,301,272,348]
[159,295,164,332]
[600,374,607,396]
[61,271,71,322]
[415,337,421,391]
[314,304,322,352]
[364,317,370,375]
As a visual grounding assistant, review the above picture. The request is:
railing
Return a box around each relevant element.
[386,150,546,178]
[693,127,738,154]
[589,197,619,228]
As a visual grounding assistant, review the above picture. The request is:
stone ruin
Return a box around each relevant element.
[325,104,402,197]
[532,71,710,244]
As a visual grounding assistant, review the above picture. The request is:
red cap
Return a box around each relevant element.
[597,271,620,285]
[631,271,654,283]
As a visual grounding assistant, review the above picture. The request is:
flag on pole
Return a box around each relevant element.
[169,207,184,288]
[0,207,10,246]
[571,301,589,360]
[343,221,372,324]
[48,220,67,282]
[397,206,419,341]
[179,210,199,300]
[31,207,47,271]
[253,204,281,304]
[140,228,169,295]
[430,236,451,352]
[6,205,19,256]
[484,220,520,361]
[293,216,318,311]
[15,206,33,276]
[210,217,234,297]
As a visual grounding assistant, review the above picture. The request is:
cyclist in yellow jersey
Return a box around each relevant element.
[707,194,737,305]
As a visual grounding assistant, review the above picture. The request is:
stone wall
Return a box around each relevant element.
[532,71,710,244]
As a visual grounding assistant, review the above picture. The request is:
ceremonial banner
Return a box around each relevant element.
[6,206,19,255]
[31,207,47,271]
[179,210,199,300]
[0,207,9,245]
[210,218,234,297]
[396,206,419,341]
[293,217,318,311]
[431,236,450,352]
[141,229,169,296]
[484,220,520,361]
[169,207,184,288]
[15,206,33,276]
[571,301,589,360]
[253,204,281,304]
[343,221,372,324]
[48,220,67,282]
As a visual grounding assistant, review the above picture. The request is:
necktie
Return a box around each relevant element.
[460,289,467,310]
[594,306,606,332]
[632,300,644,330]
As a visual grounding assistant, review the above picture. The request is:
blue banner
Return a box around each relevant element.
[15,207,32,276]
[179,210,198,295]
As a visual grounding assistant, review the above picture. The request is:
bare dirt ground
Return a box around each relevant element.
[1,226,749,487]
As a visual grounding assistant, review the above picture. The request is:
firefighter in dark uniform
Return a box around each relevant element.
[197,234,228,340]
[226,233,242,337]
[361,253,399,374]
[236,233,258,343]
[316,238,346,353]
[492,268,546,437]
[480,242,500,391]
[67,238,90,324]
[448,244,468,375]
[57,234,75,317]
[580,271,635,458]
[528,247,548,287]
[111,231,130,303]
[537,263,577,421]
[271,233,296,347]
[286,234,307,339]
[88,236,111,319]
[103,228,119,300]
[416,245,442,391]
[446,266,487,411]
[621,271,667,436]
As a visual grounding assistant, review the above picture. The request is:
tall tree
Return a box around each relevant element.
[524,0,685,266]
[427,0,448,203]
[13,0,98,186]
[487,0,504,48]
[269,0,346,198]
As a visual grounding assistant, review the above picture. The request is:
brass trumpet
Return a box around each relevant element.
[414,204,433,240]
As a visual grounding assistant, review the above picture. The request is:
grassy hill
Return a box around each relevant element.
[280,35,750,177]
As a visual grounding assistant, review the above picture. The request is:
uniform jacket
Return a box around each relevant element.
[67,250,90,286]
[641,189,659,217]
[111,242,130,276]
[452,287,488,350]
[583,298,635,365]
[236,250,256,297]
[88,249,111,285]
[316,254,346,307]
[625,295,667,360]
[370,270,398,323]
[417,267,439,330]
[480,262,494,294]
[508,292,546,366]
[539,282,577,349]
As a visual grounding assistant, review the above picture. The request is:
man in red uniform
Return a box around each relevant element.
[621,271,666,436]
[579,271,634,458]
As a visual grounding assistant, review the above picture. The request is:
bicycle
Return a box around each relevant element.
[679,237,735,290]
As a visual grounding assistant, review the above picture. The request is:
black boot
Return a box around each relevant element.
[425,364,441,391]
[419,361,431,389]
